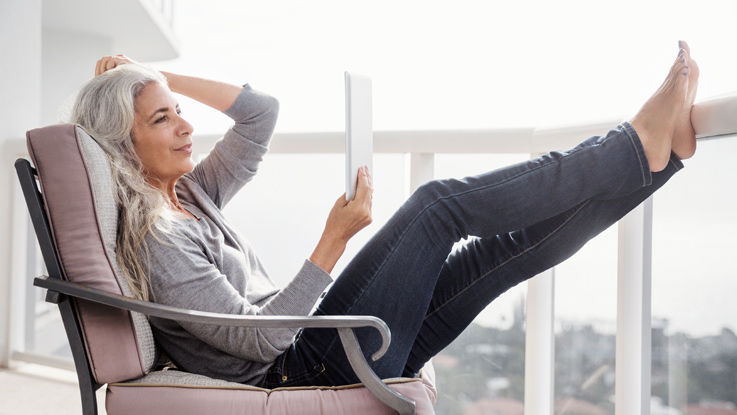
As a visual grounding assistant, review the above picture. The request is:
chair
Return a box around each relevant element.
[15,123,437,414]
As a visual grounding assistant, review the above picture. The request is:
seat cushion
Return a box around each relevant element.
[105,367,437,415]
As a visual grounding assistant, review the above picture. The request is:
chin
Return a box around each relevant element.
[183,160,196,173]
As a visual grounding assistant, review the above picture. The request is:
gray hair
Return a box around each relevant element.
[69,64,178,301]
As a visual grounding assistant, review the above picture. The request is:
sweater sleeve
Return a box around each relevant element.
[183,83,279,209]
[146,230,333,363]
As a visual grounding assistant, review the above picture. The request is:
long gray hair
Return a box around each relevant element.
[70,64,178,301]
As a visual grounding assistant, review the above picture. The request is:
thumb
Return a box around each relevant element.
[336,192,347,206]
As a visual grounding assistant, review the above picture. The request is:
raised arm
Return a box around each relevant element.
[159,70,243,113]
[98,55,278,207]
[95,55,243,112]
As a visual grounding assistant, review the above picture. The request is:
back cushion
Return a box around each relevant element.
[26,124,155,384]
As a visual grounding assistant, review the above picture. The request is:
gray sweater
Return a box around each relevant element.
[144,84,334,385]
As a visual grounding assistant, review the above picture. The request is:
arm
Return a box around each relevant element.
[146,230,332,363]
[160,71,243,113]
[158,71,280,208]
[95,54,278,207]
[178,83,279,207]
[95,56,243,112]
[310,234,347,274]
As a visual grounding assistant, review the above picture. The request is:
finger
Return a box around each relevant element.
[104,58,116,72]
[95,59,102,76]
[356,167,373,198]
[359,165,372,187]
[100,57,110,74]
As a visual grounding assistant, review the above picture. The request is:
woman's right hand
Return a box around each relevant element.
[94,54,138,76]
[323,165,374,244]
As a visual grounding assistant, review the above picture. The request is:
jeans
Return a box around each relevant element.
[259,121,684,389]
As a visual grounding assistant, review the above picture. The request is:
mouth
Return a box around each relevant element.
[175,143,192,152]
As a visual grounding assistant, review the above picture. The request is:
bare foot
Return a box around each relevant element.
[629,46,690,172]
[672,40,699,160]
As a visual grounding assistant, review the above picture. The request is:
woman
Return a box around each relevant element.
[71,42,698,388]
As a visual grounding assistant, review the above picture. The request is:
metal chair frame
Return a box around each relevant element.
[15,157,417,415]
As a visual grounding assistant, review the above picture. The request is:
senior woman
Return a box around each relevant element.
[71,43,698,388]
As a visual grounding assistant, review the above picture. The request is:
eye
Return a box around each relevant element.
[155,109,181,124]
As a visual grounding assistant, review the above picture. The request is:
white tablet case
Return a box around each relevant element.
[345,71,373,201]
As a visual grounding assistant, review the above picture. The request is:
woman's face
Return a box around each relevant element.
[131,81,194,186]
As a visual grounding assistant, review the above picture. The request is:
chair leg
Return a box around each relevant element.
[79,380,99,415]
[58,300,100,415]
[337,328,416,415]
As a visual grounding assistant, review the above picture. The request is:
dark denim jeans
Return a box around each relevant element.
[259,121,684,389]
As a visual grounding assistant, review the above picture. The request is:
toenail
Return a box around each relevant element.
[683,72,687,76]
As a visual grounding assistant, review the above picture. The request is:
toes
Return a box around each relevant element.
[669,60,689,81]
[675,49,688,66]
[679,40,691,55]
[671,52,689,72]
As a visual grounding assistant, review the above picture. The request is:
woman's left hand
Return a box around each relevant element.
[94,54,138,76]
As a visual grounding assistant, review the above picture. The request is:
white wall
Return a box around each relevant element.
[0,2,113,369]
[41,29,112,125]
[0,0,42,368]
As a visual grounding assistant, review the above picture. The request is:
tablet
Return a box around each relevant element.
[345,71,373,201]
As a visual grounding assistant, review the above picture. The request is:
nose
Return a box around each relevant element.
[178,114,194,137]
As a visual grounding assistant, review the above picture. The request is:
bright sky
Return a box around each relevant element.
[148,0,737,336]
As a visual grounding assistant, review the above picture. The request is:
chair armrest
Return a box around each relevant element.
[34,275,390,361]
[35,275,416,414]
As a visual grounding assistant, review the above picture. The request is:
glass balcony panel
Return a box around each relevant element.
[651,136,737,414]
[554,225,618,414]
[431,153,530,414]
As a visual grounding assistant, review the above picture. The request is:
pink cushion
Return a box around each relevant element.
[26,124,149,383]
[106,368,437,415]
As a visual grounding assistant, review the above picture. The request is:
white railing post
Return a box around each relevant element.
[524,269,555,415]
[525,151,555,415]
[616,196,653,415]
[408,153,434,195]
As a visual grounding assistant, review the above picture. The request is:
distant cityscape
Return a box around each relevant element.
[432,297,737,415]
